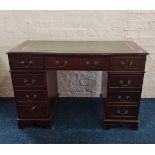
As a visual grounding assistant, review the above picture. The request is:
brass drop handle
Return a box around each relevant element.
[33,94,38,99]
[86,61,90,65]
[64,60,68,65]
[126,95,130,100]
[129,61,133,67]
[25,94,30,98]
[119,79,131,86]
[56,60,68,67]
[121,60,125,66]
[20,60,33,67]
[128,80,131,85]
[29,106,36,112]
[20,60,25,64]
[86,61,98,68]
[31,79,36,84]
[116,109,128,115]
[23,79,28,83]
[117,95,122,99]
[86,61,91,68]
[23,79,36,86]
[94,61,98,66]
[119,80,124,85]
[55,60,60,65]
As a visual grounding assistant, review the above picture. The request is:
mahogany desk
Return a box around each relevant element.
[7,41,148,129]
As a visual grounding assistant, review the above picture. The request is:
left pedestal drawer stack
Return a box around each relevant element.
[8,54,58,129]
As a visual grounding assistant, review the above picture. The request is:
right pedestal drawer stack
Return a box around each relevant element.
[104,55,147,129]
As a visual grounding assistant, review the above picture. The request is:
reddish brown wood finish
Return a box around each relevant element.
[7,42,147,129]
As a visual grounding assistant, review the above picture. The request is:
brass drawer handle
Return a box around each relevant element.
[64,60,68,65]
[117,95,122,99]
[23,79,36,86]
[56,60,68,67]
[117,95,130,101]
[28,60,33,65]
[129,60,133,67]
[86,61,90,66]
[26,94,30,98]
[20,60,33,67]
[116,109,128,115]
[86,61,98,68]
[126,95,130,100]
[120,60,133,68]
[119,80,123,84]
[86,61,91,68]
[30,79,36,85]
[121,60,125,66]
[33,94,38,99]
[119,80,131,86]
[25,94,37,101]
[29,106,36,112]
[23,79,28,83]
[20,60,25,64]
[55,60,60,64]
[94,61,98,65]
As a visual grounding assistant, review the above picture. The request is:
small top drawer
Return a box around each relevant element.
[45,56,108,70]
[110,56,146,71]
[8,55,44,69]
[108,74,143,89]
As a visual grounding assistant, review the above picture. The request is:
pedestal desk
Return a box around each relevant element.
[7,40,148,129]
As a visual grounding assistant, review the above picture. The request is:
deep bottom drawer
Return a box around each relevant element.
[17,105,48,118]
[105,105,139,120]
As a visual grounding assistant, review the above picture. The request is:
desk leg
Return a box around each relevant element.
[45,70,58,128]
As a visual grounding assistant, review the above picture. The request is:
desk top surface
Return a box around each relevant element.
[7,40,147,55]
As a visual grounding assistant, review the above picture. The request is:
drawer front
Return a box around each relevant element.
[17,105,48,118]
[12,73,46,88]
[109,74,143,88]
[105,105,139,120]
[45,56,108,70]
[9,55,44,69]
[14,90,47,102]
[108,91,141,103]
[110,56,146,71]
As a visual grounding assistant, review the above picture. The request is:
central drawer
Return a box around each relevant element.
[45,56,108,70]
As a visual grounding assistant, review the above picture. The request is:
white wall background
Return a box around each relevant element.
[0,10,155,97]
